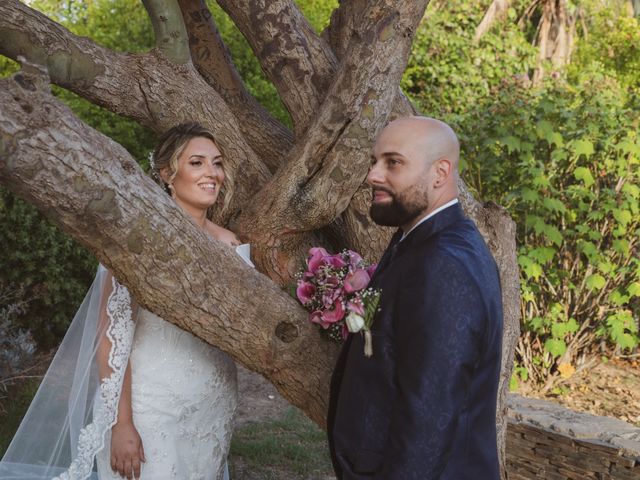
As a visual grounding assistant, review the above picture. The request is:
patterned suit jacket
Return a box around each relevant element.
[328,202,503,479]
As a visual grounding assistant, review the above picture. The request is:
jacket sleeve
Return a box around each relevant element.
[375,254,486,479]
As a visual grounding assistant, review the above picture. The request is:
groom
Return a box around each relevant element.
[328,117,503,479]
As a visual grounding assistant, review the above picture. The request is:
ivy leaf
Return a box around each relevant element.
[613,209,632,227]
[518,255,543,280]
[542,197,566,213]
[501,135,521,153]
[613,239,630,256]
[572,139,594,158]
[547,132,564,147]
[536,120,553,139]
[543,225,563,246]
[574,167,594,187]
[544,338,567,357]
[608,290,629,306]
[628,282,640,298]
[622,183,639,199]
[586,274,606,291]
[521,188,538,203]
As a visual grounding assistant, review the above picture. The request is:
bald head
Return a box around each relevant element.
[368,116,460,231]
[379,116,460,172]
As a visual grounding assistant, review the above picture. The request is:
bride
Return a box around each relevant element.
[0,123,250,479]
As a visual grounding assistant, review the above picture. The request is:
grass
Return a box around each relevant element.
[229,407,334,479]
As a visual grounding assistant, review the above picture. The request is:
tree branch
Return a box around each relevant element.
[176,0,293,171]
[322,0,367,60]
[474,0,512,43]
[0,68,336,428]
[0,0,156,126]
[236,1,429,277]
[142,0,191,64]
[216,0,338,137]
[0,0,274,222]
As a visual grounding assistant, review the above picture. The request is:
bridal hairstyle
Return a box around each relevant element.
[151,122,233,211]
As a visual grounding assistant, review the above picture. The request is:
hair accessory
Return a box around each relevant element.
[148,151,156,171]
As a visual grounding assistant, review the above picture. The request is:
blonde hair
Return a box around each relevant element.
[151,122,233,211]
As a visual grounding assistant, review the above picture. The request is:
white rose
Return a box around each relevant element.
[345,312,365,333]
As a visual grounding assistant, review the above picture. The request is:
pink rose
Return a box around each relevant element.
[347,250,363,268]
[320,301,345,327]
[347,298,365,316]
[296,281,316,305]
[343,269,370,293]
[324,254,347,269]
[307,247,329,273]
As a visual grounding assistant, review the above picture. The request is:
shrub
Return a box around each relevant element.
[457,74,639,387]
[401,0,536,117]
[0,283,36,384]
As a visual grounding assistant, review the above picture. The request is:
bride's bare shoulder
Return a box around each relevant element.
[205,220,241,246]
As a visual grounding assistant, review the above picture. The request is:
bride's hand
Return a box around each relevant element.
[111,421,146,479]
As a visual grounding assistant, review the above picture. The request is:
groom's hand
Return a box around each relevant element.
[111,421,146,479]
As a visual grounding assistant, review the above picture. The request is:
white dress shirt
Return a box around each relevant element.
[399,198,459,242]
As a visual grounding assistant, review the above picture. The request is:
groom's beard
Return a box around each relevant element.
[369,184,429,227]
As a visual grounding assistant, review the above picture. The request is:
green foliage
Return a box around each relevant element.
[402,0,536,117]
[457,74,640,383]
[0,189,97,347]
[570,7,640,91]
[0,0,156,348]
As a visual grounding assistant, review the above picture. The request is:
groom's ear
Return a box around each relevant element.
[433,158,452,187]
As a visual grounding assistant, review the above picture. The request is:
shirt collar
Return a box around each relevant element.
[399,198,459,242]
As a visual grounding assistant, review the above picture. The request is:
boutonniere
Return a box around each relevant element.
[295,247,381,357]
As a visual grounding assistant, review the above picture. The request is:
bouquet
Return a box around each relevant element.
[296,247,381,357]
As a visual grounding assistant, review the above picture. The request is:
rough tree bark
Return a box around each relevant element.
[0,1,519,478]
[474,0,512,42]
[532,0,577,83]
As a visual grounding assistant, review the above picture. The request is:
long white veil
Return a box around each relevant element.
[0,265,137,480]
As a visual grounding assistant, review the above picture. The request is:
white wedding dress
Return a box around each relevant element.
[95,308,237,480]
[0,245,253,480]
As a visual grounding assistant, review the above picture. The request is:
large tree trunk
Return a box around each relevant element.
[0,1,519,477]
[474,0,512,42]
[533,0,577,83]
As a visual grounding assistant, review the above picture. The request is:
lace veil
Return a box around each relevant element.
[0,265,138,479]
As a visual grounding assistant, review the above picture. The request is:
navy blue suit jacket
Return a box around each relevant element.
[328,203,503,479]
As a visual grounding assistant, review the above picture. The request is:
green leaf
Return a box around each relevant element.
[574,167,595,187]
[613,209,632,227]
[608,290,629,306]
[536,120,554,139]
[622,183,640,199]
[529,247,556,264]
[521,188,539,203]
[546,131,564,147]
[613,239,630,256]
[552,322,570,338]
[572,139,595,158]
[628,282,640,297]
[542,197,566,213]
[518,255,543,280]
[544,338,567,357]
[501,135,521,153]
[543,225,563,246]
[509,372,519,391]
[586,274,606,291]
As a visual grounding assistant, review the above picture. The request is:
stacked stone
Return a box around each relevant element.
[506,395,640,479]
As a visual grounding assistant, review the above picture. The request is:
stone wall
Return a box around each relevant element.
[506,395,640,479]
